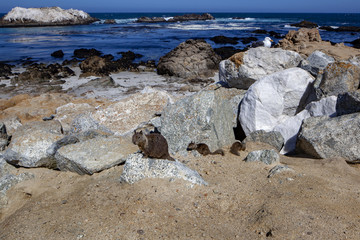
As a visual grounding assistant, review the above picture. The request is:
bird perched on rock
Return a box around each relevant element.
[251,37,273,48]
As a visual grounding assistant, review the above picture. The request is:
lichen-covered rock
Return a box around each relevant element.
[219,47,302,89]
[317,62,360,98]
[55,136,138,175]
[161,89,236,155]
[296,112,360,163]
[243,130,284,152]
[157,39,221,79]
[244,150,280,165]
[3,121,64,168]
[70,114,113,135]
[119,153,207,186]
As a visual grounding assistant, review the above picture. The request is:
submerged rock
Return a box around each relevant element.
[290,20,318,28]
[119,153,207,186]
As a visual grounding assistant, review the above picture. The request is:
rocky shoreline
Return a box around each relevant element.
[1,27,360,239]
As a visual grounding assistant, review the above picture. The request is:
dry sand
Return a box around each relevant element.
[1,142,359,240]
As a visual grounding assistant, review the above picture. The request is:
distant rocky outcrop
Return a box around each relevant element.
[136,13,214,23]
[0,7,98,27]
[290,20,318,28]
[210,35,239,45]
[157,39,221,79]
[319,26,360,33]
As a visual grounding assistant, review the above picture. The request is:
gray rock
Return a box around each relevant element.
[317,61,360,98]
[296,112,360,163]
[161,89,236,155]
[299,50,335,76]
[55,136,138,175]
[46,135,80,156]
[4,121,63,168]
[0,116,22,136]
[119,153,207,186]
[219,47,302,89]
[0,122,9,150]
[243,130,284,152]
[71,114,113,134]
[267,165,295,178]
[157,39,221,79]
[0,171,34,209]
[336,91,360,116]
[244,149,280,165]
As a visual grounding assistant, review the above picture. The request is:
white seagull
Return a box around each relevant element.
[251,37,273,48]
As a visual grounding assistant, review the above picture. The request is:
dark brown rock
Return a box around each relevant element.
[210,35,239,45]
[51,50,64,58]
[73,48,102,59]
[157,39,221,79]
[104,19,116,24]
[319,26,360,32]
[290,20,318,28]
[0,63,12,77]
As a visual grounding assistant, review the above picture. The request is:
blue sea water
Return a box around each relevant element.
[0,12,359,64]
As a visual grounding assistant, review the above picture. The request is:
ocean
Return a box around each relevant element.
[0,12,359,64]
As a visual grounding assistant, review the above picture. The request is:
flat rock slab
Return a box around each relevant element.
[55,136,138,175]
[119,153,208,186]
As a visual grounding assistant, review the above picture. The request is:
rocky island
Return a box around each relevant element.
[0,7,98,27]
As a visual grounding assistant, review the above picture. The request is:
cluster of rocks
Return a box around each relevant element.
[1,27,360,207]
[219,28,360,162]
[136,13,214,23]
[0,7,98,27]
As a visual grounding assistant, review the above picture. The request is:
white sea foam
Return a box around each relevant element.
[284,24,297,28]
[3,7,90,23]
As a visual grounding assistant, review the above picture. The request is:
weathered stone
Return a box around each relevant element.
[0,123,9,151]
[71,113,112,135]
[92,90,172,135]
[336,91,360,116]
[244,149,280,165]
[46,135,80,156]
[267,165,295,178]
[55,102,95,133]
[243,130,284,152]
[219,47,302,89]
[3,121,64,168]
[0,63,12,77]
[119,153,207,185]
[0,117,22,136]
[296,112,360,163]
[157,39,221,79]
[299,50,335,76]
[273,96,337,153]
[317,61,360,98]
[55,136,139,175]
[161,89,236,155]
